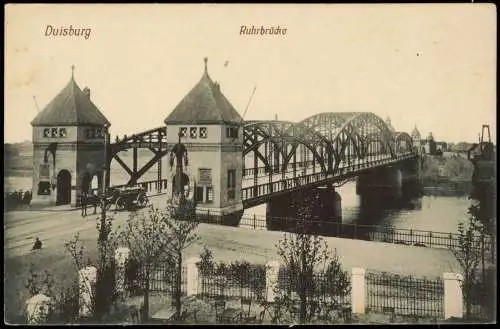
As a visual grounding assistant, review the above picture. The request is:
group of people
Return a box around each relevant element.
[5,189,32,210]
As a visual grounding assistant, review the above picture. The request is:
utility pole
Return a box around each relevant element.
[99,125,110,245]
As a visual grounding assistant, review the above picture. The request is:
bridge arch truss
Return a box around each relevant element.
[243,112,414,178]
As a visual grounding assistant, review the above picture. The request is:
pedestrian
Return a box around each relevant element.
[81,192,87,217]
[32,237,42,251]
[92,190,98,214]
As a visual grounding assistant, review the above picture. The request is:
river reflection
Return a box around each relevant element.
[243,181,472,235]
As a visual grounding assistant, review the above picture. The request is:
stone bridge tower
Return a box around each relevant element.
[164,58,244,225]
[30,68,110,208]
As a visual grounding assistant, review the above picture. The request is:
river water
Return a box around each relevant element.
[5,165,472,235]
[242,181,471,234]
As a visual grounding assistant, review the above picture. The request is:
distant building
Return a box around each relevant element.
[411,126,447,155]
[411,126,421,151]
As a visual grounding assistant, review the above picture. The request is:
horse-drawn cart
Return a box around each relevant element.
[102,186,149,211]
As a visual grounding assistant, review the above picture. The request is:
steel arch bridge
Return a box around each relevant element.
[241,112,416,207]
[107,112,417,208]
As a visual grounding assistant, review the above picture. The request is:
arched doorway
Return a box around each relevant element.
[172,173,190,197]
[57,170,72,205]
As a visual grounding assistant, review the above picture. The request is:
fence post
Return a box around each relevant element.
[186,257,201,297]
[253,214,256,230]
[443,272,463,319]
[78,266,97,317]
[351,268,366,314]
[114,247,130,297]
[25,293,52,324]
[266,260,280,302]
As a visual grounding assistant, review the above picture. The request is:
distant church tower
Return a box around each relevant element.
[411,125,421,152]
[30,67,110,208]
[164,58,244,225]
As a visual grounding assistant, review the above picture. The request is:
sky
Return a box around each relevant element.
[4,4,497,144]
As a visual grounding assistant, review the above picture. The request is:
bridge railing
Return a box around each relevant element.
[112,127,168,145]
[243,160,316,177]
[242,152,416,203]
[89,178,169,197]
[242,151,417,178]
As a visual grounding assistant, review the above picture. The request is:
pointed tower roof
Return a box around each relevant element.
[411,125,420,138]
[31,67,110,127]
[164,58,243,125]
[384,116,395,133]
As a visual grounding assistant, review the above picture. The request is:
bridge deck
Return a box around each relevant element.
[242,152,416,207]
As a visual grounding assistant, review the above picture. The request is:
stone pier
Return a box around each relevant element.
[265,185,342,233]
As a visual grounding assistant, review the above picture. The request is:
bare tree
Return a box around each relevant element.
[116,205,174,322]
[164,197,199,320]
[274,188,351,324]
[452,214,482,320]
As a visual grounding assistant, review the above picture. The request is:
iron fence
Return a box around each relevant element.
[276,266,352,322]
[148,263,187,295]
[365,270,444,319]
[194,209,492,256]
[197,263,266,300]
[277,267,351,305]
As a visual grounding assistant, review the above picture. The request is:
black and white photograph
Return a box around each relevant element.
[4,3,496,324]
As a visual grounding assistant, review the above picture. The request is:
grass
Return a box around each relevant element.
[4,237,100,324]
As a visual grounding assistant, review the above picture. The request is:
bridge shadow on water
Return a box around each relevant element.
[266,186,423,242]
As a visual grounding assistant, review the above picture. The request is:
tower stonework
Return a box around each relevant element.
[30,71,110,208]
[164,58,244,225]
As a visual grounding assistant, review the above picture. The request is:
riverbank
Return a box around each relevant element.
[420,154,473,196]
[422,179,472,196]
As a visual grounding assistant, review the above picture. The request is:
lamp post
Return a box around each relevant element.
[169,132,189,203]
[99,124,110,244]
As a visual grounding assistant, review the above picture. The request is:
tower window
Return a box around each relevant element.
[43,127,68,138]
[179,127,187,137]
[206,186,213,202]
[95,128,102,138]
[200,127,208,139]
[226,127,238,139]
[190,127,197,139]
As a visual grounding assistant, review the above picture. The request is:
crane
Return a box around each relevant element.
[242,86,257,120]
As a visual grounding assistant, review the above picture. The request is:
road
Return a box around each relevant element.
[5,192,461,278]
